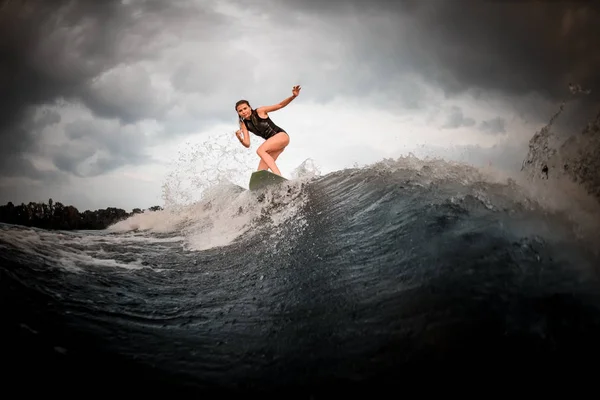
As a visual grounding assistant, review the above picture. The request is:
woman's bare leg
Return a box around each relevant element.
[257,148,284,171]
[257,158,268,171]
[256,132,289,176]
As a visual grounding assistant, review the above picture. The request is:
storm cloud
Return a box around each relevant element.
[441,106,476,129]
[1,0,598,209]
[479,117,506,135]
[268,0,600,102]
[0,0,226,180]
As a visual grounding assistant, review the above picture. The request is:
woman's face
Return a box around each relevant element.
[236,103,252,119]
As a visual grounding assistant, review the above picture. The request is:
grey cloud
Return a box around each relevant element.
[172,63,213,94]
[219,1,417,106]
[479,117,506,135]
[56,118,155,177]
[441,106,476,129]
[427,143,528,175]
[33,110,62,129]
[170,54,244,95]
[83,64,172,123]
[52,149,96,176]
[259,0,600,118]
[0,177,95,210]
[0,0,224,181]
[0,109,62,181]
[167,46,264,126]
[4,0,599,197]
[65,124,88,141]
[0,152,67,183]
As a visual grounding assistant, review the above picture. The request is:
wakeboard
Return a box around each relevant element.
[248,170,287,191]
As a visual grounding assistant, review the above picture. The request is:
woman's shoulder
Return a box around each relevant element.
[255,107,269,119]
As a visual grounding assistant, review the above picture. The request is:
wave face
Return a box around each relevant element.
[2,157,600,395]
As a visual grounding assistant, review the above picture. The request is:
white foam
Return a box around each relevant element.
[0,226,43,250]
[291,158,322,179]
[184,178,310,251]
[54,248,151,271]
[105,173,312,252]
[107,207,190,234]
[0,224,167,272]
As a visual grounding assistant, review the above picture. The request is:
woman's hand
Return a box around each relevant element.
[292,85,301,97]
[235,130,244,142]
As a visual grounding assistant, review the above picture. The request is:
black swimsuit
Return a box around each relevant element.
[243,110,286,140]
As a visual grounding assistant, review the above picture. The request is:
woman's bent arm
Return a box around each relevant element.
[236,120,251,148]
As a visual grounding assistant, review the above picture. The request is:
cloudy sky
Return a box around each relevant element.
[1,0,598,211]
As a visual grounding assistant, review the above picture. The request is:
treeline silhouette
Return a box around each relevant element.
[0,198,163,230]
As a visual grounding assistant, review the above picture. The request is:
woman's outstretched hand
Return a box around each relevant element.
[292,85,301,97]
[235,130,244,142]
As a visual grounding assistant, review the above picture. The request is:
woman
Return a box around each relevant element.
[235,85,301,177]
